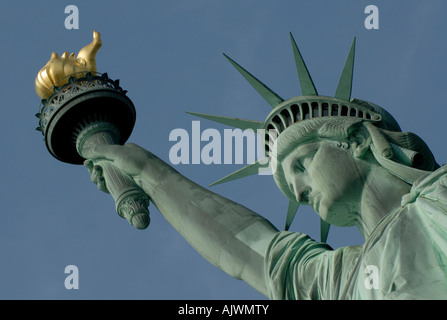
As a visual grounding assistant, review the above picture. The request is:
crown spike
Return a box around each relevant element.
[208,160,267,187]
[285,200,299,231]
[290,33,318,96]
[223,53,284,108]
[185,111,264,131]
[335,37,356,101]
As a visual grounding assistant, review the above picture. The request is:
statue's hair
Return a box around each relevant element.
[274,117,362,162]
[271,116,439,201]
[383,129,438,171]
[274,116,438,171]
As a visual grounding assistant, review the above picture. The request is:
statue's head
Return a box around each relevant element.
[268,97,438,227]
[189,34,439,239]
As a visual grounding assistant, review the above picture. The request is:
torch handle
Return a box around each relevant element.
[77,121,150,229]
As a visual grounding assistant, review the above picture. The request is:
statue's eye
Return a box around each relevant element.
[294,159,307,173]
[294,152,316,173]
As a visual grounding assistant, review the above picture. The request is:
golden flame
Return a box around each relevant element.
[35,30,102,99]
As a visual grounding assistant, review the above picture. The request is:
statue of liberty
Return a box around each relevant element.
[40,32,447,299]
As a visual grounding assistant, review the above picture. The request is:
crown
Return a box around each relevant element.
[187,33,405,242]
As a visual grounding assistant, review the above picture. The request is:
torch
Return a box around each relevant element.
[34,31,150,229]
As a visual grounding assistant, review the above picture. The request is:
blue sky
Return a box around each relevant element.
[0,1,446,299]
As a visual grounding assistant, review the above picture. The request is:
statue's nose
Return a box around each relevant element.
[292,181,311,204]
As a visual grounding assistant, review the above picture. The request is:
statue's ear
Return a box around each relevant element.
[350,124,372,158]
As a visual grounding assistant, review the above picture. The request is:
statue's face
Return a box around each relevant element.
[281,140,367,227]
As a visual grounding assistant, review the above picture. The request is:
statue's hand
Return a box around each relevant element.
[83,143,161,194]
[35,30,102,99]
[84,159,109,194]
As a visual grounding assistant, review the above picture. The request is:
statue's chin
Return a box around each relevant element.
[318,200,357,228]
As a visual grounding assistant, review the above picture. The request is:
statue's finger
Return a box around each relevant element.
[93,165,102,175]
[90,165,103,184]
[82,144,121,162]
[84,159,94,173]
[97,176,109,194]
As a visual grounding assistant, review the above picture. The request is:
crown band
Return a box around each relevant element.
[263,96,382,156]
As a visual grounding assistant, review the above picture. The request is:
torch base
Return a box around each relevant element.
[37,73,136,165]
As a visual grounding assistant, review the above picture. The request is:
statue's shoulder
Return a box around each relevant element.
[401,165,447,206]
[414,165,447,190]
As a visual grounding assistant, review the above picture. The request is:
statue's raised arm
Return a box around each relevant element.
[84,143,279,297]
